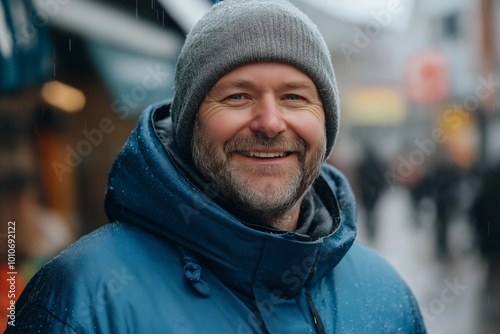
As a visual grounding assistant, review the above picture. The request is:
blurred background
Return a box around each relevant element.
[0,0,499,332]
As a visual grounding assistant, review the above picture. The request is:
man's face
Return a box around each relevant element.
[192,62,326,223]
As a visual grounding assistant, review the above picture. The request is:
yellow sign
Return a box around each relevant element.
[346,86,407,126]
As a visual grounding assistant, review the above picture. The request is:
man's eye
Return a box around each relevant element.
[227,94,245,100]
[285,94,304,101]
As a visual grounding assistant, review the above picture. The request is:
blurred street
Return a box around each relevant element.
[357,186,500,334]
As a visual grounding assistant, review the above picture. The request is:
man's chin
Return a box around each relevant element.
[229,180,300,212]
[232,172,298,196]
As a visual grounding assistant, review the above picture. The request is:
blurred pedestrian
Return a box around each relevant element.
[472,164,500,271]
[354,145,387,239]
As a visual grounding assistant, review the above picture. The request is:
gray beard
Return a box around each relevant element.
[191,121,325,225]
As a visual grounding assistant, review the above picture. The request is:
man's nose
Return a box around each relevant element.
[248,98,287,138]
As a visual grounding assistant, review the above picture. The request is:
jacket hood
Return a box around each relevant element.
[104,101,357,299]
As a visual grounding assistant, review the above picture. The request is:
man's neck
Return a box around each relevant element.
[264,203,301,232]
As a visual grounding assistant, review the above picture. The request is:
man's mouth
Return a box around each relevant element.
[238,151,291,158]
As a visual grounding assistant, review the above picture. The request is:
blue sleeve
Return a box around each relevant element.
[4,303,82,334]
[404,284,427,334]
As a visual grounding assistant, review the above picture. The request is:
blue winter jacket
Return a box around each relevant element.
[6,102,426,333]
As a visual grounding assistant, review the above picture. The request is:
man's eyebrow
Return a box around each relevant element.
[283,81,320,97]
[212,80,255,92]
[283,81,316,90]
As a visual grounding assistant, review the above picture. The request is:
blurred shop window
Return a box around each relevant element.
[0,0,52,93]
[0,1,77,327]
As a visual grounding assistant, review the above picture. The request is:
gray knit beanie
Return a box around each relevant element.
[170,0,339,159]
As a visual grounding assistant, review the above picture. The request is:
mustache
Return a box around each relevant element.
[224,134,307,154]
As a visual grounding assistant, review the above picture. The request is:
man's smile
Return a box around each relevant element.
[237,150,292,159]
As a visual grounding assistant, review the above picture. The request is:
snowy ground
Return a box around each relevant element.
[356,186,500,334]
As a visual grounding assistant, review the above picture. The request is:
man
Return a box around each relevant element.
[7,0,426,333]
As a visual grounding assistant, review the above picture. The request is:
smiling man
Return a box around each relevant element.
[193,62,326,230]
[7,0,426,333]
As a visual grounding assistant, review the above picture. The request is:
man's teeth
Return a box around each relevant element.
[247,151,287,158]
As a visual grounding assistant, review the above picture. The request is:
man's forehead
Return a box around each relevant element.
[213,79,317,90]
[210,62,319,93]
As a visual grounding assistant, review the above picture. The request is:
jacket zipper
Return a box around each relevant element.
[303,249,325,334]
[305,291,326,334]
